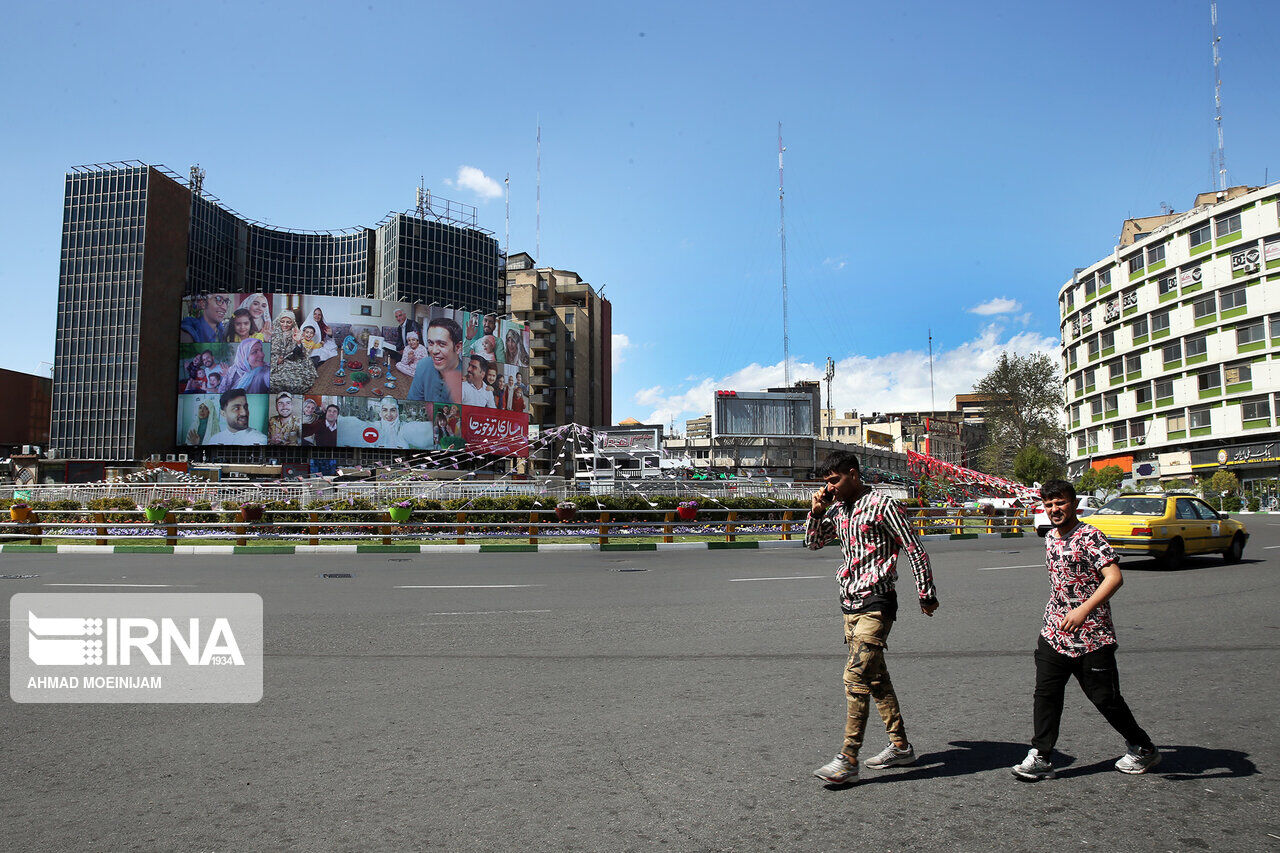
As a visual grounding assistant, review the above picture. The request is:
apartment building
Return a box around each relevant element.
[504,253,612,431]
[1060,184,1280,487]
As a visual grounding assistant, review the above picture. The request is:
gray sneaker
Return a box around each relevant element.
[1115,746,1161,775]
[1011,748,1055,781]
[813,754,859,784]
[864,742,916,769]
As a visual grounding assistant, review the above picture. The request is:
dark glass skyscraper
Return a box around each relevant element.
[51,162,501,461]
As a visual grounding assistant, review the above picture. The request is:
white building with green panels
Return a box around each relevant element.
[1059,184,1280,485]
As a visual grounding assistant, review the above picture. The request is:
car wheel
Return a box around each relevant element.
[1161,537,1185,570]
[1222,534,1245,564]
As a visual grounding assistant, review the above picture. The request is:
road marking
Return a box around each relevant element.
[729,575,825,582]
[1263,545,1280,550]
[395,584,543,589]
[424,609,551,617]
[43,583,176,587]
[977,564,1043,571]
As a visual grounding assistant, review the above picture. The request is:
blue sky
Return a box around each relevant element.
[3,0,1279,430]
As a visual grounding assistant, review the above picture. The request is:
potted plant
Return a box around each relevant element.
[676,500,699,521]
[388,499,413,523]
[239,501,265,523]
[555,500,577,522]
[9,502,31,523]
[144,501,170,523]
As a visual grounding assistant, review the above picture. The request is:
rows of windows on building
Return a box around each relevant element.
[1059,185,1280,465]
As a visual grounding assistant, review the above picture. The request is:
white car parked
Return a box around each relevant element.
[1034,495,1101,536]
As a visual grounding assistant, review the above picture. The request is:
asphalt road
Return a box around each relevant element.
[2,521,1278,852]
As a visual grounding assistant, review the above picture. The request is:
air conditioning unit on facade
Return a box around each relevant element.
[165,454,177,461]
[177,454,189,462]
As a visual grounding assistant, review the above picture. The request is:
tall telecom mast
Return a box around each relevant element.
[536,118,542,261]
[1211,2,1227,192]
[778,123,791,386]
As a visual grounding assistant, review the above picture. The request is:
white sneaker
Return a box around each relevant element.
[1115,746,1161,774]
[1011,748,1055,781]
[864,742,916,769]
[813,754,859,784]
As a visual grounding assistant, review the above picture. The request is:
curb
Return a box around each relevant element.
[0,534,1031,556]
[0,540,809,555]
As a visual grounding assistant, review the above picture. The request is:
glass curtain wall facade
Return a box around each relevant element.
[376,213,500,310]
[51,166,150,459]
[51,162,502,463]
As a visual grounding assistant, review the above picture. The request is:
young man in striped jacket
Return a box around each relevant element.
[805,451,940,784]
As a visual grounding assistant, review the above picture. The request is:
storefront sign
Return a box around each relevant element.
[1191,440,1280,468]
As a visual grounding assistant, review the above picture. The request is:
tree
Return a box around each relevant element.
[1094,464,1125,500]
[1202,470,1240,510]
[974,352,1066,478]
[1075,467,1098,495]
[1013,445,1062,486]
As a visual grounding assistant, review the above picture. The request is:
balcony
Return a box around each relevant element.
[530,356,552,369]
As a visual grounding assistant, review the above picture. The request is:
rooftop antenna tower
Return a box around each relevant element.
[416,176,428,218]
[778,122,791,386]
[1212,1,1227,192]
[928,329,936,411]
[824,356,835,439]
[504,173,510,260]
[536,118,542,261]
[189,164,205,197]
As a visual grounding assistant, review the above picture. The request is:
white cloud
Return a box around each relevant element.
[443,166,502,200]
[968,297,1022,315]
[635,324,1059,427]
[823,256,848,271]
[612,333,631,369]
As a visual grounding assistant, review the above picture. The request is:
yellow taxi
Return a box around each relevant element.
[1087,493,1249,568]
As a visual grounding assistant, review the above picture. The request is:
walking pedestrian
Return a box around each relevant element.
[806,451,939,785]
[1010,479,1160,781]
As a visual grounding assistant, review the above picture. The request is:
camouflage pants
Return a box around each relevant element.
[842,611,907,760]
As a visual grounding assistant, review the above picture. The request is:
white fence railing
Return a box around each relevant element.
[1,479,892,506]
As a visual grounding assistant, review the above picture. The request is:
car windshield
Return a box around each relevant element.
[1097,497,1166,516]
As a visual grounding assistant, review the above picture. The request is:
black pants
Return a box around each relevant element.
[1032,636,1153,755]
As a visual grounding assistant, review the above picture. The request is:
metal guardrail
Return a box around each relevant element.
[0,507,1027,545]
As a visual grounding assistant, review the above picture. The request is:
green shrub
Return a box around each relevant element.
[87,496,139,523]
[1247,496,1261,512]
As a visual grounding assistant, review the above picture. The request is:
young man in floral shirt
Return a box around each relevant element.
[805,451,939,785]
[1011,479,1160,781]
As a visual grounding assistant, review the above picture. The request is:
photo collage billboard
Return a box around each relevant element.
[177,293,530,455]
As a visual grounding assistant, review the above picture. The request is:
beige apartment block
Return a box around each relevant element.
[504,253,612,436]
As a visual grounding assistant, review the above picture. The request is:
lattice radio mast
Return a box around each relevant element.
[778,123,791,386]
[1212,2,1227,192]
[824,356,835,439]
[536,118,542,261]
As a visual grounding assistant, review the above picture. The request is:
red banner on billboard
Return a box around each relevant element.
[462,406,529,457]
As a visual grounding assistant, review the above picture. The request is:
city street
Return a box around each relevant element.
[2,525,1277,852]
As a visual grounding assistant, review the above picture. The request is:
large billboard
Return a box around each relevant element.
[712,390,816,438]
[177,293,529,454]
